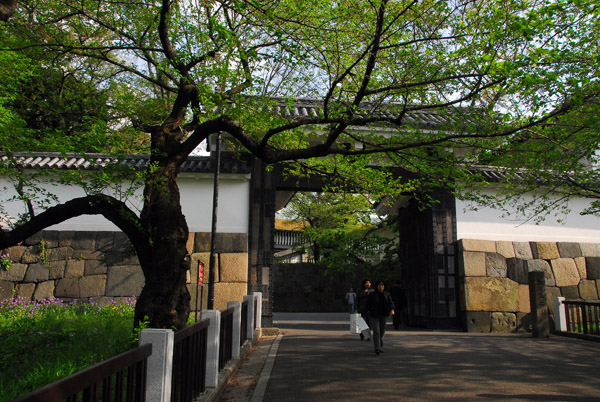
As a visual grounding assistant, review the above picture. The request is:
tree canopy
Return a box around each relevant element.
[1,0,599,327]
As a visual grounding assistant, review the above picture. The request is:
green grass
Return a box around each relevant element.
[0,297,138,402]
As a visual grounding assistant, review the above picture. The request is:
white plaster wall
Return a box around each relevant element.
[0,173,250,233]
[456,190,600,242]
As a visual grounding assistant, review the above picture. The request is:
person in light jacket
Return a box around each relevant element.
[367,280,395,355]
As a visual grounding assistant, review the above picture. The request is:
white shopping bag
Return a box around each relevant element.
[350,313,360,334]
[356,316,369,332]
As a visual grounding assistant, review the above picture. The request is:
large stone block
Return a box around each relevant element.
[193,233,248,253]
[190,253,213,285]
[574,257,587,281]
[458,239,496,253]
[219,253,248,282]
[531,242,560,260]
[106,266,145,296]
[0,263,27,281]
[491,312,517,333]
[496,241,515,259]
[55,278,80,298]
[586,257,600,279]
[557,242,582,258]
[26,231,59,247]
[104,233,136,266]
[513,242,533,259]
[460,252,486,277]
[16,283,35,298]
[579,280,599,300]
[95,232,115,252]
[49,263,65,280]
[64,260,85,278]
[58,231,76,247]
[188,283,209,312]
[77,250,103,261]
[464,311,491,332]
[3,245,26,262]
[516,313,531,333]
[33,281,55,300]
[507,258,528,284]
[463,277,519,311]
[213,282,247,311]
[518,284,530,313]
[70,232,97,250]
[527,260,555,286]
[0,281,15,300]
[551,258,580,287]
[47,247,74,262]
[580,243,600,257]
[545,287,561,317]
[22,249,45,264]
[80,275,107,298]
[215,233,248,253]
[84,259,108,275]
[486,253,507,277]
[23,264,50,283]
[561,286,580,300]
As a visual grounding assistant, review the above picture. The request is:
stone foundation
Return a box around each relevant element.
[0,230,248,312]
[459,239,600,333]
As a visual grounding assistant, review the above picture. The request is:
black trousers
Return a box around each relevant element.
[369,315,387,352]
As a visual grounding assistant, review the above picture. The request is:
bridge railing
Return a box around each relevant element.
[554,297,600,341]
[13,343,152,402]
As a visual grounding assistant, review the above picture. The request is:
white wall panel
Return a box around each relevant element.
[1,174,250,233]
[456,190,600,242]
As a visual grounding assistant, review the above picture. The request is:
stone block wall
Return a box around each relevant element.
[0,230,248,312]
[459,239,600,333]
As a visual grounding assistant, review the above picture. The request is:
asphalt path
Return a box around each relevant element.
[256,312,600,402]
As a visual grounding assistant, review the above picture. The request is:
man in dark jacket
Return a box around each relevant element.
[367,280,395,355]
[390,280,405,330]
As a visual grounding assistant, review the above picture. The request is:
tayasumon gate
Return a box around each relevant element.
[248,160,461,329]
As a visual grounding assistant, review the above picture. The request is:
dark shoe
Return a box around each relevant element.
[360,333,364,340]
[375,350,381,355]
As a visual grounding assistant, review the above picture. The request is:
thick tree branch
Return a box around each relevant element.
[0,195,150,263]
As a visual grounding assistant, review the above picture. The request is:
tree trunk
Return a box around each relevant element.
[134,158,191,329]
[0,0,17,21]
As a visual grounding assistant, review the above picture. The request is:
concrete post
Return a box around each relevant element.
[254,292,263,330]
[138,329,174,402]
[528,271,549,338]
[554,296,567,332]
[243,294,255,340]
[200,309,221,388]
[228,301,242,359]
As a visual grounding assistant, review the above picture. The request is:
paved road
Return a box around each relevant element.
[222,313,600,402]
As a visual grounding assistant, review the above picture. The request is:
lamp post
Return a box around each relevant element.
[207,132,221,310]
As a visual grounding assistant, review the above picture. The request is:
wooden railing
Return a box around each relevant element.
[12,292,263,402]
[13,343,152,402]
[172,319,210,402]
[219,307,235,370]
[563,300,600,336]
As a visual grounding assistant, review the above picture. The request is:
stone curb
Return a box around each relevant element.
[198,328,262,402]
[249,334,282,402]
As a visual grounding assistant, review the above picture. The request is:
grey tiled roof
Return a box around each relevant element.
[271,98,466,129]
[0,152,251,174]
